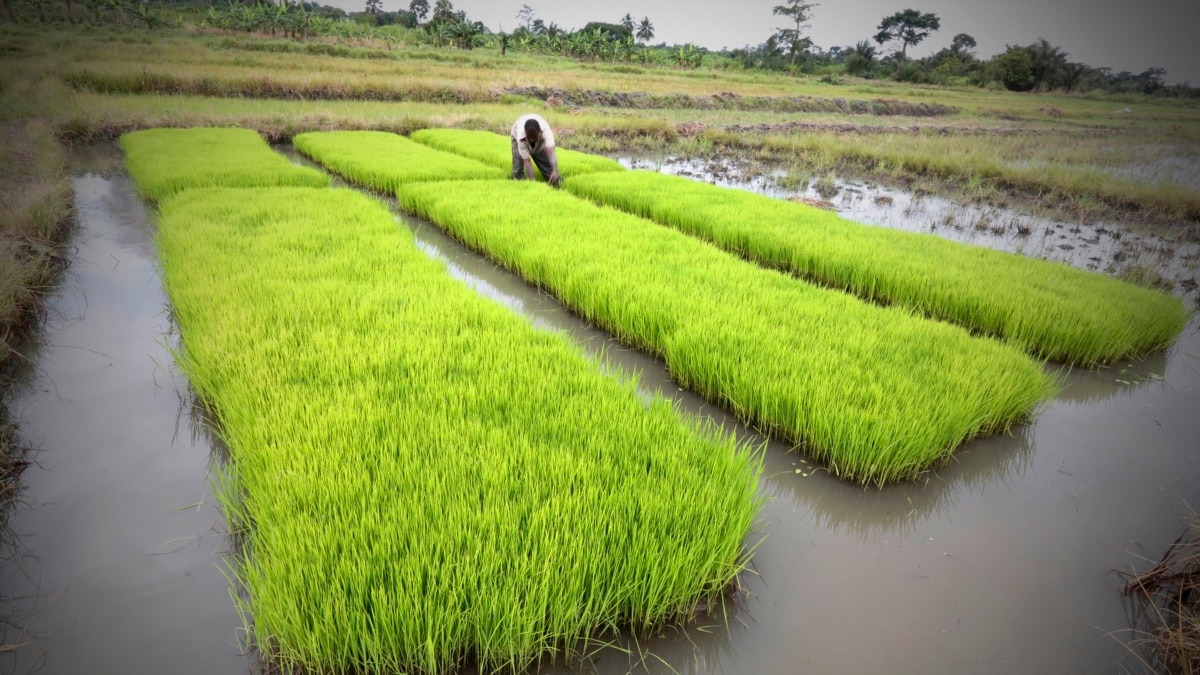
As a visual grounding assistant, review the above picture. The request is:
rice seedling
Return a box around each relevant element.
[410,128,625,179]
[153,186,762,674]
[293,130,505,191]
[387,177,1057,485]
[563,171,1191,366]
[118,127,328,202]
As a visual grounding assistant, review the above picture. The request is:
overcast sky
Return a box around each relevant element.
[325,0,1200,84]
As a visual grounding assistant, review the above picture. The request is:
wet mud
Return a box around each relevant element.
[1,143,1197,674]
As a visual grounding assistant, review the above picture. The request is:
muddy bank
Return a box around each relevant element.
[507,86,957,116]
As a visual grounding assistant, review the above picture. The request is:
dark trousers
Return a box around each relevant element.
[511,138,554,181]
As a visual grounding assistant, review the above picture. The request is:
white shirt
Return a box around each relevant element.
[511,113,555,160]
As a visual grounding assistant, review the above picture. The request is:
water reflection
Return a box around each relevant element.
[1051,349,1173,405]
[771,424,1035,543]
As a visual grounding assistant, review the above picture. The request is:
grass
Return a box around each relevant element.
[118,127,328,202]
[293,131,506,189]
[346,172,1055,485]
[152,185,762,675]
[0,119,73,520]
[1117,507,1200,673]
[0,120,72,350]
[722,130,1200,220]
[0,120,73,660]
[410,128,625,178]
[5,25,1195,220]
[563,170,1191,366]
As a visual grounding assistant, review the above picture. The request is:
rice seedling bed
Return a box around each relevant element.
[410,128,625,179]
[562,171,1190,366]
[149,185,761,674]
[312,166,1055,485]
[117,127,328,202]
[293,130,506,191]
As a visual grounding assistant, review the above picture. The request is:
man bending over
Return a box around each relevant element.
[511,113,561,187]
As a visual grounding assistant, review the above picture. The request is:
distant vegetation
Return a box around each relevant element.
[1,0,1194,97]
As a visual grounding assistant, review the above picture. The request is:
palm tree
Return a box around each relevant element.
[635,17,653,44]
[845,39,876,76]
[1060,61,1090,92]
[1028,38,1068,90]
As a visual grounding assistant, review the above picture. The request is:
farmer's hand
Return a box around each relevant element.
[549,170,562,187]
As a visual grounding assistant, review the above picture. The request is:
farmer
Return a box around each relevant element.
[510,113,561,187]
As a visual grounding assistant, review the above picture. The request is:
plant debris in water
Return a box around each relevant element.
[1117,508,1200,673]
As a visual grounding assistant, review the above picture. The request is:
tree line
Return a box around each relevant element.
[740,1,1192,97]
[1,0,1193,97]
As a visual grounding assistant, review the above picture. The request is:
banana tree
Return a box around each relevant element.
[103,0,127,26]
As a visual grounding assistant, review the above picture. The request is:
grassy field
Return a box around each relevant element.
[2,24,1199,221]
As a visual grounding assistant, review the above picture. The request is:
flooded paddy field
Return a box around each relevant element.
[1,142,1197,674]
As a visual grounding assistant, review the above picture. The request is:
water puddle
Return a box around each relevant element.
[3,143,1197,674]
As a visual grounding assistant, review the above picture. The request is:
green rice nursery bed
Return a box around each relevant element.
[119,127,329,202]
[124,131,762,675]
[388,177,1057,485]
[294,130,506,191]
[561,171,1190,366]
[410,128,625,179]
[293,129,1057,484]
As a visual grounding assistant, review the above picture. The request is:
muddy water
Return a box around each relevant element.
[0,163,247,674]
[2,143,1197,674]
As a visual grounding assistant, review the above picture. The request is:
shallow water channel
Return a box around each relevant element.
[1,142,1197,674]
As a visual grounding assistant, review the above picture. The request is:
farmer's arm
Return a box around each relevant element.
[546,146,561,186]
[522,156,537,181]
